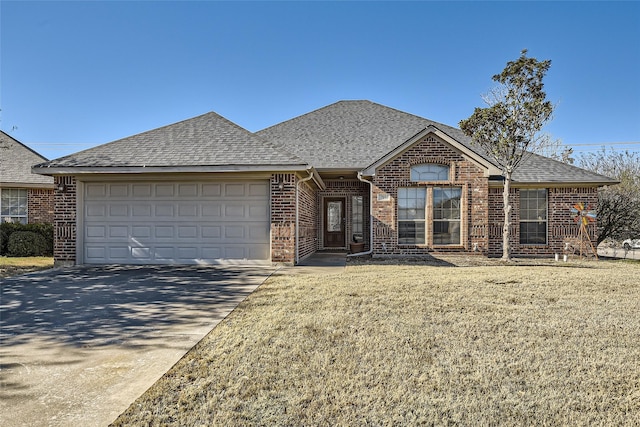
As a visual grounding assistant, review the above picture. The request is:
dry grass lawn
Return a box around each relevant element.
[112,260,640,426]
[0,256,54,278]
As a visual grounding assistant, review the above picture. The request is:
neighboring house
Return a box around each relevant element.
[33,101,616,266]
[0,131,54,224]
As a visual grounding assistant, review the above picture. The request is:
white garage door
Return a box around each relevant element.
[82,180,270,264]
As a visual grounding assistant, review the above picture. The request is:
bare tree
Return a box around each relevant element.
[578,148,640,243]
[460,50,554,260]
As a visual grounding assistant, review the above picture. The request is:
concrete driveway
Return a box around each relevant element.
[0,265,276,427]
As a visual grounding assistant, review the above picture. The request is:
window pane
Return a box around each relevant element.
[398,188,425,220]
[398,221,425,245]
[398,187,426,244]
[433,220,461,245]
[0,189,27,222]
[410,164,449,181]
[433,188,462,220]
[519,222,546,244]
[519,189,547,244]
[352,196,364,240]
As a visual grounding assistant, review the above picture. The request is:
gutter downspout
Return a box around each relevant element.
[348,171,374,257]
[295,168,315,264]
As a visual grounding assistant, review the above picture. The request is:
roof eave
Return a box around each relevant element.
[488,179,620,188]
[32,164,311,176]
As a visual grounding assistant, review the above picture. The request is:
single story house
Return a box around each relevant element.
[33,101,616,266]
[1,131,54,224]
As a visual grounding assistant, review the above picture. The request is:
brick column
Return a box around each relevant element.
[270,173,296,264]
[53,176,77,266]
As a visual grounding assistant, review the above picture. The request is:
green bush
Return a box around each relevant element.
[7,231,49,257]
[0,229,8,255]
[0,222,54,256]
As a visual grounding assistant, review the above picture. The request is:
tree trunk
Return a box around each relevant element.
[502,170,512,261]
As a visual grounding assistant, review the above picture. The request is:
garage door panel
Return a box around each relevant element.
[178,225,198,238]
[86,226,106,238]
[132,184,152,197]
[155,184,174,197]
[202,184,222,196]
[109,184,128,197]
[155,226,174,238]
[109,205,128,217]
[109,226,128,238]
[86,204,106,217]
[225,183,246,197]
[155,204,174,217]
[202,204,222,217]
[132,205,152,217]
[249,183,269,197]
[108,246,130,260]
[178,183,198,197]
[132,226,151,238]
[84,180,270,264]
[86,183,107,198]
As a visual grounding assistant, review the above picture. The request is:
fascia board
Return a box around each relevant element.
[32,164,310,176]
[488,180,620,188]
[0,182,54,189]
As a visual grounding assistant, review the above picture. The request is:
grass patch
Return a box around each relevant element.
[0,256,54,278]
[112,261,640,426]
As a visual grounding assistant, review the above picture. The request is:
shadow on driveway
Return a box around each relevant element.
[0,265,275,427]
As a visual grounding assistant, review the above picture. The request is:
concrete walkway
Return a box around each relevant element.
[0,265,275,427]
[276,252,348,275]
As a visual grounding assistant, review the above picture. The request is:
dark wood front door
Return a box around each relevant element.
[324,197,345,248]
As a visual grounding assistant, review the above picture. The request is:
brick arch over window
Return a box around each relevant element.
[407,156,451,167]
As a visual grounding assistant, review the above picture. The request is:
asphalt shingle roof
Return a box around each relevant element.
[32,101,617,185]
[257,100,616,184]
[257,100,486,170]
[0,131,53,185]
[36,112,306,169]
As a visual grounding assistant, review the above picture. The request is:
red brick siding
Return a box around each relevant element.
[318,179,370,250]
[297,178,318,261]
[270,173,296,264]
[371,135,488,256]
[488,186,599,257]
[53,176,77,264]
[27,188,54,223]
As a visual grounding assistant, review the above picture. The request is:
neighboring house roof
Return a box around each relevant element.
[257,100,616,185]
[34,112,308,173]
[0,131,53,187]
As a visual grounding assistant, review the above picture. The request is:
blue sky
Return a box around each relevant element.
[1,1,639,161]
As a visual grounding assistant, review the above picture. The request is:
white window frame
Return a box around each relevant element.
[1,188,28,224]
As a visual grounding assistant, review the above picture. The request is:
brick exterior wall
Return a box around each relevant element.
[297,177,318,261]
[371,135,488,256]
[53,176,77,265]
[488,186,599,257]
[318,179,370,251]
[270,173,297,264]
[27,188,54,224]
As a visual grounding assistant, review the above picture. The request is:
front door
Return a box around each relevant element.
[324,197,345,248]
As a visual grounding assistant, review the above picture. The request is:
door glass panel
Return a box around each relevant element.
[327,201,342,232]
